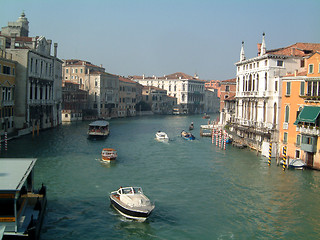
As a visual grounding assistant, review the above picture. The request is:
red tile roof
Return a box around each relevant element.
[267,43,320,57]
[164,72,194,79]
[283,71,307,77]
[143,85,166,91]
[64,59,104,69]
[119,76,136,84]
[221,78,236,83]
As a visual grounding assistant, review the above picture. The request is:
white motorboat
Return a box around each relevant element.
[288,159,306,170]
[280,159,306,170]
[155,131,169,141]
[109,187,155,221]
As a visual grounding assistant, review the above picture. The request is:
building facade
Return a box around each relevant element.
[142,86,176,114]
[219,78,236,126]
[204,88,220,114]
[62,59,119,119]
[230,34,320,156]
[2,13,62,133]
[119,77,137,117]
[61,81,88,122]
[0,49,16,135]
[131,72,205,114]
[279,52,320,169]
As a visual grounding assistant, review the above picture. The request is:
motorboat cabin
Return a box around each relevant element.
[109,187,155,221]
[155,131,169,141]
[0,158,47,240]
[87,120,110,139]
[101,148,117,162]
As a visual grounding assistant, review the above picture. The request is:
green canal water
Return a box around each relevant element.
[5,114,320,239]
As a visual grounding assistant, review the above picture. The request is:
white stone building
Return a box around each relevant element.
[232,34,318,155]
[131,72,205,114]
[2,13,62,133]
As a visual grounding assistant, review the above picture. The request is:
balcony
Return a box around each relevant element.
[296,125,320,136]
[301,135,317,153]
[1,100,14,107]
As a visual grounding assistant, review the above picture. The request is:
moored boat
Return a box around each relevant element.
[0,158,47,240]
[289,159,306,169]
[202,113,210,119]
[109,187,155,221]
[101,148,117,162]
[88,120,110,139]
[155,131,169,141]
[181,130,195,140]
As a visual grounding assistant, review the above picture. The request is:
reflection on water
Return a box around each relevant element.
[5,115,320,239]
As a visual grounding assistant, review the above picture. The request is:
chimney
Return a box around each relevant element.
[257,43,262,56]
[291,47,296,56]
[47,39,52,55]
[54,43,58,57]
[32,37,37,49]
[10,37,16,49]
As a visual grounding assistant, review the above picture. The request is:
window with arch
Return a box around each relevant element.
[248,74,252,91]
[265,73,268,91]
[285,105,290,123]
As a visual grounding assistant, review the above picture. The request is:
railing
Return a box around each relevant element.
[1,100,14,107]
[296,126,320,136]
[29,99,54,105]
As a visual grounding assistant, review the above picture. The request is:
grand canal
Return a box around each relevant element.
[5,114,320,239]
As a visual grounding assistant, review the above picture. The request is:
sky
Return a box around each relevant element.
[1,0,319,80]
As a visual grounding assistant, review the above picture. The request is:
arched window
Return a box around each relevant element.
[265,73,268,91]
[285,105,289,123]
[273,103,277,125]
[248,74,252,91]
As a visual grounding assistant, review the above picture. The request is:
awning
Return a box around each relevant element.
[294,106,320,125]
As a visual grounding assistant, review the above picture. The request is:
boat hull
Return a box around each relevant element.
[109,196,152,221]
[102,157,116,162]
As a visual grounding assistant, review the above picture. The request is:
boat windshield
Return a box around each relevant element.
[121,187,133,194]
[133,187,143,194]
[120,187,142,194]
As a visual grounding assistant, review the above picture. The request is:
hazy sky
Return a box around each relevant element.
[1,0,319,80]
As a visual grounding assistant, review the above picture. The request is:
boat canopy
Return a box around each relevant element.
[0,158,37,191]
[89,120,109,127]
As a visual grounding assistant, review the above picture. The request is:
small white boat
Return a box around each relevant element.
[288,159,306,170]
[280,159,306,170]
[155,131,169,141]
[109,187,155,221]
